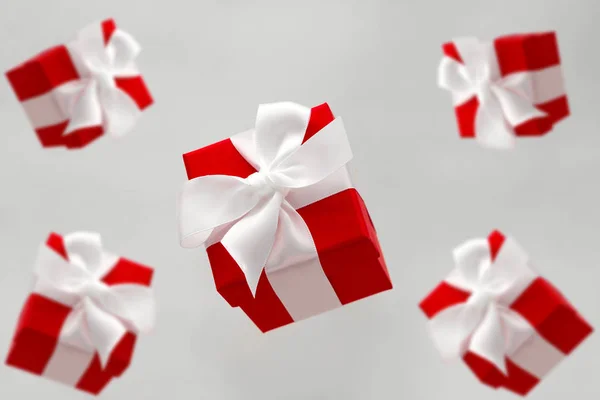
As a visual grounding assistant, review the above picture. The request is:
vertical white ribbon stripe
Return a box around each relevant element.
[228,110,351,321]
[42,344,97,387]
[21,92,69,129]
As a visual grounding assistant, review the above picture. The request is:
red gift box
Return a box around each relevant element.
[5,18,153,149]
[182,103,392,333]
[5,233,154,395]
[419,230,592,396]
[442,31,569,140]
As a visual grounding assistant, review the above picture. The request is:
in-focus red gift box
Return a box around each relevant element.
[183,103,393,333]
[443,31,569,139]
[5,233,154,395]
[419,230,592,396]
[5,18,153,149]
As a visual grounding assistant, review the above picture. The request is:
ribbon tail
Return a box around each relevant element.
[221,192,283,296]
[63,81,104,135]
[493,84,546,127]
[428,303,483,361]
[58,307,92,350]
[475,96,516,150]
[100,89,142,137]
[83,298,127,369]
[468,304,509,375]
[263,202,319,272]
[178,175,259,248]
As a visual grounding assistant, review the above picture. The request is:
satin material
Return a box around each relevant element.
[33,232,155,367]
[438,37,547,149]
[428,236,538,374]
[56,23,142,137]
[179,102,353,296]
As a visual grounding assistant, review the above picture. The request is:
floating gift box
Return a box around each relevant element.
[178,102,392,333]
[438,32,569,148]
[419,230,592,396]
[5,232,155,395]
[5,18,153,149]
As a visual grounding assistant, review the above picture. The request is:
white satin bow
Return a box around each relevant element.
[34,232,155,368]
[57,24,142,137]
[438,37,546,149]
[428,236,538,374]
[178,102,353,295]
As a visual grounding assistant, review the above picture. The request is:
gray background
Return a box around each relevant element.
[0,0,598,398]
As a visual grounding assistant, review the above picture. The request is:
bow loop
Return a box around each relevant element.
[468,302,508,374]
[254,102,312,169]
[429,235,538,374]
[63,232,105,275]
[438,37,547,149]
[438,56,472,100]
[105,29,141,74]
[35,233,102,291]
[34,232,154,368]
[451,238,491,291]
[268,117,353,188]
[178,175,261,248]
[179,102,353,295]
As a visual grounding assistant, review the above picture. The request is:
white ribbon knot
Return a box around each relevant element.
[56,24,142,138]
[246,169,290,197]
[428,236,538,374]
[438,37,547,149]
[178,102,353,295]
[34,232,155,368]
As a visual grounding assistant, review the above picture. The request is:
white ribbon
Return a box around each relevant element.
[178,102,353,295]
[438,37,547,149]
[57,23,142,137]
[34,232,155,368]
[428,236,538,374]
